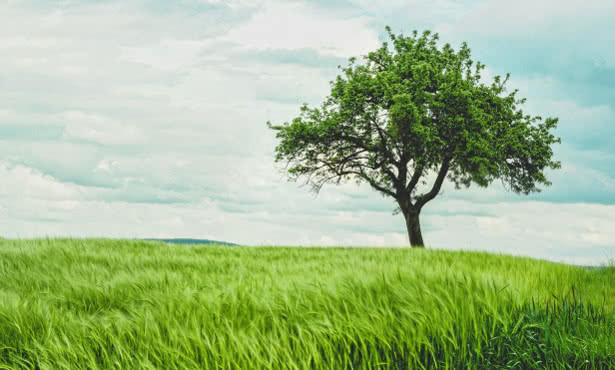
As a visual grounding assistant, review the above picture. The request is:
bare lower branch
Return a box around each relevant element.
[337,168,396,197]
[415,157,451,209]
[406,161,425,192]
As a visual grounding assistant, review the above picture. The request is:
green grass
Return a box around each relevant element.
[0,238,613,369]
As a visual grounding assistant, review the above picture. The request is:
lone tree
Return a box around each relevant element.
[268,27,561,247]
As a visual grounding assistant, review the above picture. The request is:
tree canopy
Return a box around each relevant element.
[268,26,561,247]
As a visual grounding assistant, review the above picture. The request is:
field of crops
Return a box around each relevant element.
[0,238,613,369]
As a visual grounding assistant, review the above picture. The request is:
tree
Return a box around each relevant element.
[267,27,561,247]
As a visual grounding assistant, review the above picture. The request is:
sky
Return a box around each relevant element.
[1,0,614,265]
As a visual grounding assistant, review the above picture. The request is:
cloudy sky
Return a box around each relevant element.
[1,0,614,265]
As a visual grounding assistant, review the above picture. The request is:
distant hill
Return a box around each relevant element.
[143,238,237,246]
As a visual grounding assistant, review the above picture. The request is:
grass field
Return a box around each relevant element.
[0,238,613,369]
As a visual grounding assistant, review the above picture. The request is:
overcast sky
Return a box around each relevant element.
[1,0,614,265]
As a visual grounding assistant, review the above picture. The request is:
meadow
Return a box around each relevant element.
[0,238,613,369]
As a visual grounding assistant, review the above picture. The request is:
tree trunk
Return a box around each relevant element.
[404,210,425,248]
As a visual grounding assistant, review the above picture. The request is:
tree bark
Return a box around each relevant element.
[404,210,424,247]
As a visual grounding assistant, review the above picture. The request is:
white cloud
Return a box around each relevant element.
[0,36,60,49]
[61,111,144,145]
[432,0,615,70]
[224,1,380,58]
[451,0,614,37]
[120,38,217,71]
[423,201,615,265]
[0,162,86,201]
[94,159,117,174]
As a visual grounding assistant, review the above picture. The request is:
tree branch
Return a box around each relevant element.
[373,112,403,165]
[406,161,425,192]
[305,149,387,194]
[371,119,403,189]
[338,168,396,198]
[415,157,451,209]
[338,122,401,190]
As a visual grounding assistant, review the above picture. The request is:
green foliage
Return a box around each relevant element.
[268,26,561,213]
[0,238,613,369]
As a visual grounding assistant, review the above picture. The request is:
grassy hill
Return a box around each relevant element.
[0,238,613,369]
